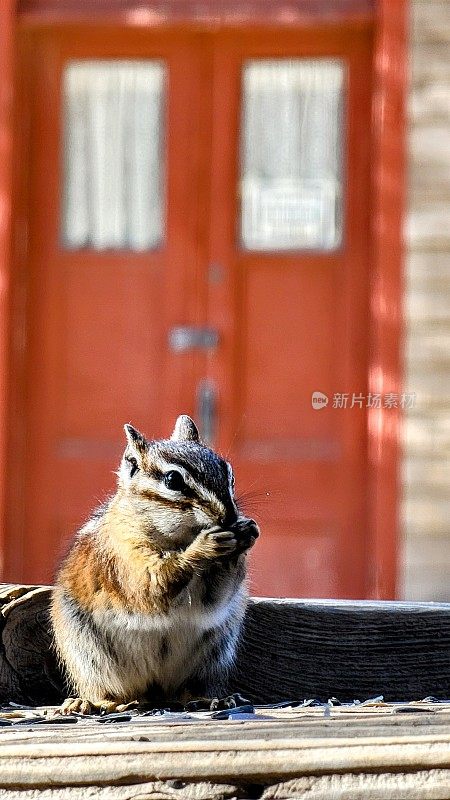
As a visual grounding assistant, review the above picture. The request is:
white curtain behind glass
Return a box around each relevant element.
[63,60,165,251]
[241,59,345,251]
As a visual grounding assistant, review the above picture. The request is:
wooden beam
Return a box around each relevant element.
[367,0,408,599]
[0,586,448,706]
[17,0,375,28]
[234,596,450,702]
[0,733,449,784]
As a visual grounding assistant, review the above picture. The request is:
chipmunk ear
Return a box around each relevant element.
[124,424,147,456]
[170,415,200,443]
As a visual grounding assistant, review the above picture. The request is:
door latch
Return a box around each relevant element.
[168,326,219,352]
[197,379,217,445]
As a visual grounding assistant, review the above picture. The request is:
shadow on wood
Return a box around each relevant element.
[0,586,448,705]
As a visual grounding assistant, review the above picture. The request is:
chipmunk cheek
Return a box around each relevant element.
[192,505,216,528]
[154,507,192,535]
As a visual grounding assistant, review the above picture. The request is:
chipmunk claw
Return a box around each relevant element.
[185,692,251,712]
[190,528,238,560]
[210,530,239,553]
[58,697,138,716]
[210,693,251,710]
[59,697,92,715]
[99,700,139,715]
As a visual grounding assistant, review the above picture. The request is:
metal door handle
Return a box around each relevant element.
[197,379,216,445]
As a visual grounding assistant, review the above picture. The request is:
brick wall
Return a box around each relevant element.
[400,0,450,600]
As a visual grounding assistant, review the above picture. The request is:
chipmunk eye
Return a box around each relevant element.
[164,470,185,492]
[127,456,139,478]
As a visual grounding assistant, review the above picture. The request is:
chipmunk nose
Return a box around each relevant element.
[240,517,260,539]
[231,516,260,539]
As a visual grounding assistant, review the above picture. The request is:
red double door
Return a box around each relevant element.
[8,21,374,597]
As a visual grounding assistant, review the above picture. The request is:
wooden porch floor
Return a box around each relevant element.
[0,700,449,798]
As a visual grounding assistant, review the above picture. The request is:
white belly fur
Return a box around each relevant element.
[91,586,245,697]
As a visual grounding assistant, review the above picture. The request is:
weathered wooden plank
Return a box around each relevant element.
[0,785,244,800]
[1,705,450,746]
[0,705,448,796]
[0,586,449,705]
[0,587,61,706]
[262,771,450,800]
[0,734,449,785]
[0,701,448,796]
[0,770,449,799]
[234,597,450,703]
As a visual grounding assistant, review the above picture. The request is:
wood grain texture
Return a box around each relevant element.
[0,680,450,800]
[0,737,449,785]
[0,586,62,706]
[402,0,450,603]
[262,771,450,799]
[0,705,448,790]
[0,586,449,705]
[0,784,244,800]
[0,771,449,799]
[0,708,448,792]
[233,597,450,702]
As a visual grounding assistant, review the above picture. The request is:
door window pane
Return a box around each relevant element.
[240,59,345,251]
[62,60,166,251]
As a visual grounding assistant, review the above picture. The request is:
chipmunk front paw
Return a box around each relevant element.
[188,527,239,561]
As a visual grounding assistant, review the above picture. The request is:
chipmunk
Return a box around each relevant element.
[51,415,259,715]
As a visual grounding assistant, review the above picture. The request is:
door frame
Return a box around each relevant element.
[0,0,406,596]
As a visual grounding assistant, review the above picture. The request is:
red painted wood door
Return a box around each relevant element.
[207,27,373,598]
[10,28,211,582]
[11,21,373,597]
